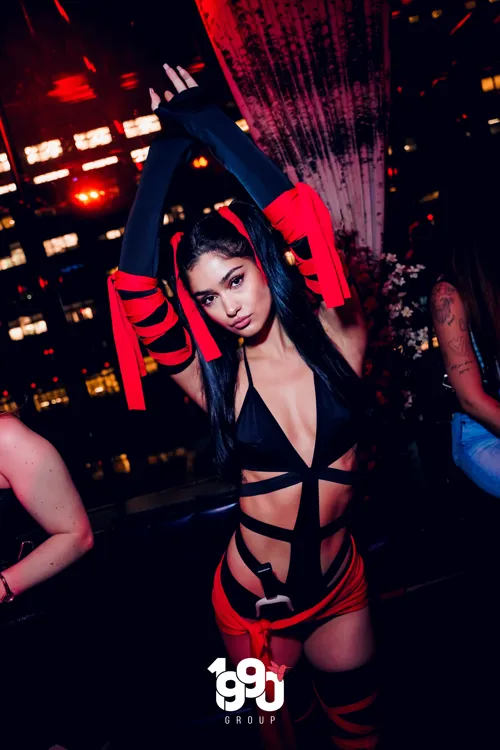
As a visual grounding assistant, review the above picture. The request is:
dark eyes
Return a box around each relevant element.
[230,274,244,289]
[200,274,244,307]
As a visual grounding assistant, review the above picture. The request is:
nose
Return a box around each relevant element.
[220,294,241,319]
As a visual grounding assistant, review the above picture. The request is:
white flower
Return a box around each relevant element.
[401,307,413,318]
[385,253,397,263]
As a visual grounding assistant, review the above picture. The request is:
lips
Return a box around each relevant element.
[232,315,252,330]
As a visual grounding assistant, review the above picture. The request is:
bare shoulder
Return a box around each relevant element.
[0,415,50,458]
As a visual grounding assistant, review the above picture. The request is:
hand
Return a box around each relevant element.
[149,64,198,112]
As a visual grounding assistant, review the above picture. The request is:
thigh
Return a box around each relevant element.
[303,606,375,672]
[220,629,303,671]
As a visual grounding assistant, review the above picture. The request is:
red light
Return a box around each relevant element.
[104,362,110,368]
[52,376,59,383]
[394,168,399,176]
[427,213,434,221]
[2,391,8,397]
[39,277,48,289]
[387,167,393,177]
[83,56,97,73]
[81,368,87,374]
[47,74,96,103]
[75,188,106,206]
[30,383,36,389]
[183,396,190,405]
[391,10,401,18]
[397,86,403,94]
[461,113,468,120]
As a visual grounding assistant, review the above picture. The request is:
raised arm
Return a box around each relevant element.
[0,416,93,602]
[153,65,364,370]
[430,281,500,437]
[109,133,206,410]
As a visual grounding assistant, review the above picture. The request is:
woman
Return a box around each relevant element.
[430,235,500,499]
[109,64,379,748]
[0,413,94,604]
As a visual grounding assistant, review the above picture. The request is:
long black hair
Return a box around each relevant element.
[174,201,364,481]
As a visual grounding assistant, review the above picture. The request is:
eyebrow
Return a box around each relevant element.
[193,265,244,297]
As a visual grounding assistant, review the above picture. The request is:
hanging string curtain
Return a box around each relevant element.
[195,0,390,263]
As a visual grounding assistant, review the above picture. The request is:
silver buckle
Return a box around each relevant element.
[255,594,294,618]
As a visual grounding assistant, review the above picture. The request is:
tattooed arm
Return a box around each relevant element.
[430,281,500,436]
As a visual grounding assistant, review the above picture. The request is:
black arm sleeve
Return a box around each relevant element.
[119,134,195,277]
[117,135,196,370]
[156,88,293,210]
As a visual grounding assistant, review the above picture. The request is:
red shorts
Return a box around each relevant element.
[212,534,368,668]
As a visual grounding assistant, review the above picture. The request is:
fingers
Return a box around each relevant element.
[177,65,198,89]
[149,88,161,111]
[164,90,173,102]
[163,63,187,93]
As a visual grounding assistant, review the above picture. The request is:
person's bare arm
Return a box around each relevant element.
[0,416,94,600]
[318,281,368,378]
[430,281,500,436]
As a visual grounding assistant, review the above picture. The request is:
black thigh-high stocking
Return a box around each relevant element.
[284,654,328,748]
[310,659,381,749]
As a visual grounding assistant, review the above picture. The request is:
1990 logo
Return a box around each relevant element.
[208,657,287,712]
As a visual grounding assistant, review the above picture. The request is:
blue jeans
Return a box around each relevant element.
[452,413,500,499]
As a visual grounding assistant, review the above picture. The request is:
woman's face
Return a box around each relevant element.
[187,252,272,337]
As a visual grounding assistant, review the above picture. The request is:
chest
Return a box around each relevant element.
[235,357,356,471]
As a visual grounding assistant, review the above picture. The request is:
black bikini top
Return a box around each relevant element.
[235,348,361,497]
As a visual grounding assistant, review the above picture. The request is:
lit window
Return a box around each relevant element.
[25,139,63,164]
[0,395,18,414]
[43,233,79,256]
[481,76,500,92]
[143,355,158,374]
[130,147,150,163]
[82,155,118,171]
[409,15,419,23]
[464,0,476,8]
[389,186,397,193]
[33,169,70,185]
[214,198,235,211]
[102,228,125,240]
[431,9,443,18]
[0,183,17,196]
[64,300,96,323]
[489,0,500,3]
[403,138,417,152]
[85,460,104,481]
[419,190,440,203]
[9,314,47,340]
[387,146,393,156]
[33,387,69,412]
[122,114,161,139]
[0,216,15,230]
[203,207,212,214]
[192,156,209,168]
[112,454,131,473]
[0,153,10,173]
[171,204,185,221]
[236,119,249,132]
[9,243,26,266]
[73,126,113,151]
[85,368,120,397]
